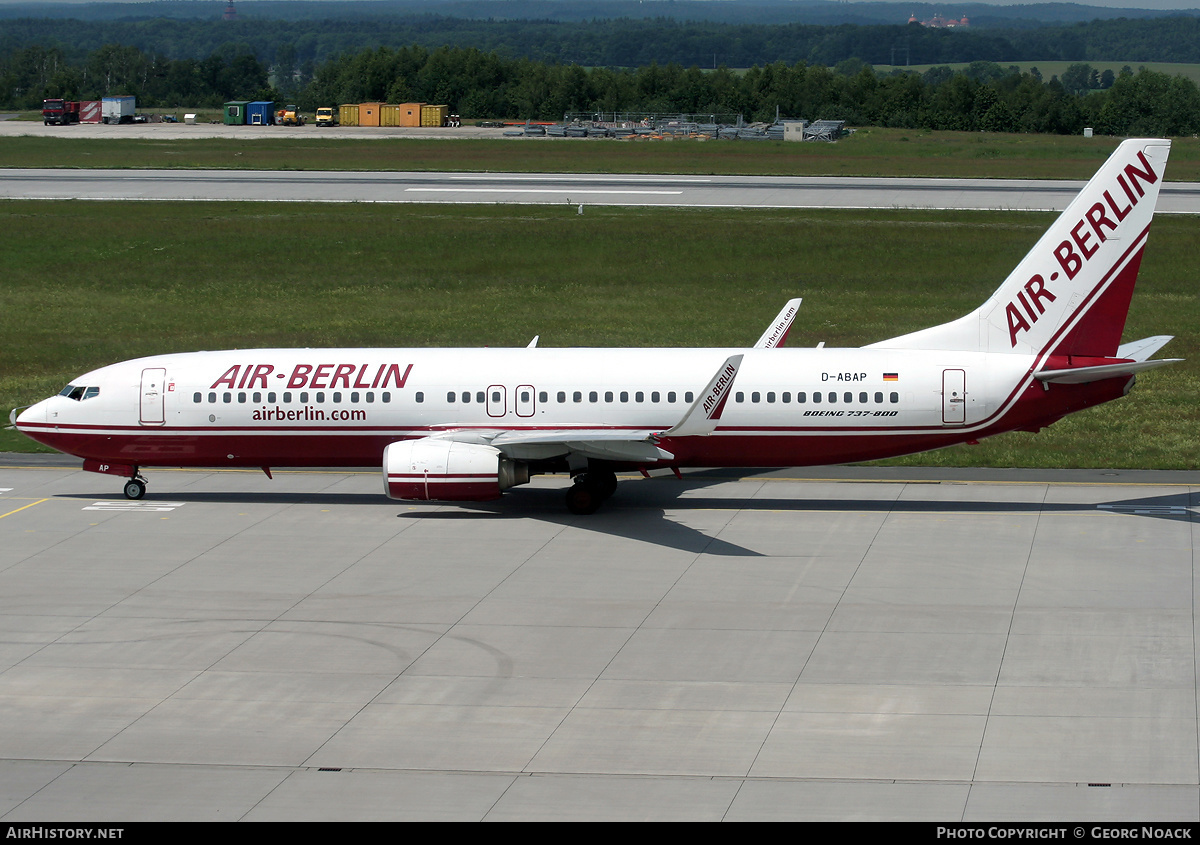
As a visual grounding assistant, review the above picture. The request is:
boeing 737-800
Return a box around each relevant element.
[12,139,1181,514]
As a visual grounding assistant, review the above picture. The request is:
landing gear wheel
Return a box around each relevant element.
[565,480,602,515]
[591,469,618,500]
[123,478,146,500]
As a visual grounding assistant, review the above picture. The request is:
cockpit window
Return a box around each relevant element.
[58,385,100,401]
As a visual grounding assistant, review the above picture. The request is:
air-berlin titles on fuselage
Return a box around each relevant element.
[210,362,414,391]
[1005,149,1158,347]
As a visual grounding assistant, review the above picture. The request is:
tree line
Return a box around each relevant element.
[5,14,1200,72]
[4,41,1199,138]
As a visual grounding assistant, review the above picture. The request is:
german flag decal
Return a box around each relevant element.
[883,373,899,381]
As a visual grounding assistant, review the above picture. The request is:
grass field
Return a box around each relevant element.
[2,199,1196,468]
[3,128,1200,180]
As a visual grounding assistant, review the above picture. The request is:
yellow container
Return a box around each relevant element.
[421,105,448,127]
[380,104,401,127]
[339,104,359,126]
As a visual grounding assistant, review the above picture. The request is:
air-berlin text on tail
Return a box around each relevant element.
[1005,148,1158,347]
[209,363,414,391]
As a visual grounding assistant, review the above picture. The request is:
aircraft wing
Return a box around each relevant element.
[754,299,802,348]
[427,354,743,464]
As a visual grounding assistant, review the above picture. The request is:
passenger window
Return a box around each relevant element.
[843,392,852,403]
[890,392,899,404]
[238,392,247,403]
[635,392,644,403]
[875,392,883,403]
[557,391,566,403]
[253,392,262,403]
[193,392,202,403]
[299,392,308,403]
[224,392,232,403]
[572,391,582,403]
[828,392,837,403]
[620,391,629,403]
[782,392,790,403]
[415,392,424,403]
[605,391,614,403]
[538,391,547,403]
[667,392,676,403]
[751,392,760,403]
[735,392,744,403]
[812,392,821,404]
[209,392,217,403]
[797,392,806,403]
[352,392,360,403]
[589,391,598,403]
[382,392,391,403]
[366,392,374,403]
[477,391,485,403]
[767,392,775,403]
[461,392,470,403]
[651,391,660,403]
[447,392,456,403]
[685,392,694,403]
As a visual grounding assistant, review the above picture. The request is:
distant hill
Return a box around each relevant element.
[0,0,1196,26]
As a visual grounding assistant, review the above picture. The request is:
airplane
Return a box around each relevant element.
[11,138,1181,514]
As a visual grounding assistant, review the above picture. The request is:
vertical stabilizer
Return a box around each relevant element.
[869,139,1170,356]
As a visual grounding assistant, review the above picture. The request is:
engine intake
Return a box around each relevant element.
[383,438,529,501]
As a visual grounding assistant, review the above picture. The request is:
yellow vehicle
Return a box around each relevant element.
[315,107,339,127]
[280,105,305,126]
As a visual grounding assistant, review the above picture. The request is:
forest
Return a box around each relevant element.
[3,14,1200,136]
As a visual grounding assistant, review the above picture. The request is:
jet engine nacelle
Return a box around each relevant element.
[383,438,529,502]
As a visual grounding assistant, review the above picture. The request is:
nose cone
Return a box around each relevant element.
[13,400,48,428]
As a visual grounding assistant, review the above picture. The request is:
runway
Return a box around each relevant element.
[5,166,1200,212]
[1,460,1197,821]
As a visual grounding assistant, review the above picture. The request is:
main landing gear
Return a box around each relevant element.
[565,468,619,515]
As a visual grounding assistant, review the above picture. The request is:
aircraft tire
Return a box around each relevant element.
[123,479,146,500]
[565,481,601,515]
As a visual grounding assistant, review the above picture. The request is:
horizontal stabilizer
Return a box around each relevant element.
[1116,335,1173,362]
[1035,357,1181,384]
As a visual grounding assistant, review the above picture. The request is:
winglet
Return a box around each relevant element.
[754,298,802,348]
[662,354,743,437]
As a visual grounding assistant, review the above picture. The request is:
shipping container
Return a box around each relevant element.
[380,104,400,127]
[102,96,136,124]
[399,103,424,127]
[358,102,382,127]
[339,104,359,126]
[247,101,275,125]
[79,101,101,123]
[421,105,448,127]
[223,101,250,125]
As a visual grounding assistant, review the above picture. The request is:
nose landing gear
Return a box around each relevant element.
[122,474,147,500]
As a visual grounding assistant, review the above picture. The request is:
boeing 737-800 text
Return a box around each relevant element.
[12,139,1181,513]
